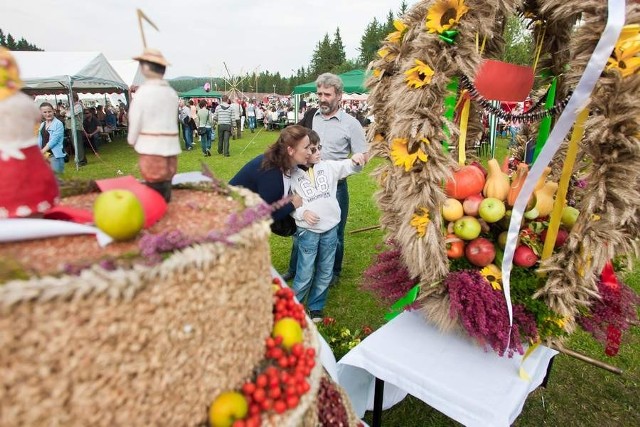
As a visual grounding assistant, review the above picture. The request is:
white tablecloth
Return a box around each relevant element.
[336,311,557,427]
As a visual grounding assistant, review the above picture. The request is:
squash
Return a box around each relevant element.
[525,181,558,219]
[445,165,486,200]
[535,167,552,191]
[507,163,529,207]
[483,158,510,201]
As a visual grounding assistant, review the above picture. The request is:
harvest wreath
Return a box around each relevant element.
[363,0,640,357]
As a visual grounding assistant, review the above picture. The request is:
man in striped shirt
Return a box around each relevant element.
[213,95,234,157]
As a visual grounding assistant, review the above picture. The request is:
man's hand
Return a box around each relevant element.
[302,210,320,226]
[351,152,368,166]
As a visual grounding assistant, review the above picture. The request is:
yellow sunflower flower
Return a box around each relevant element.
[377,48,396,62]
[426,0,469,34]
[480,264,502,290]
[390,138,428,171]
[607,24,640,77]
[410,207,431,237]
[405,59,435,89]
[386,20,408,43]
[373,68,382,78]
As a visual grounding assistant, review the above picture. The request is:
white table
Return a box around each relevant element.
[336,311,557,427]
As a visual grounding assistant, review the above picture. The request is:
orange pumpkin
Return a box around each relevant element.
[445,165,486,200]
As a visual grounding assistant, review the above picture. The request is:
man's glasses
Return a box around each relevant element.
[310,144,322,154]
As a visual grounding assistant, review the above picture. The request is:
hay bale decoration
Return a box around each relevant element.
[365,0,640,357]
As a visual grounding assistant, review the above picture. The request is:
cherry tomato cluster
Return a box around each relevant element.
[272,279,307,328]
[227,278,317,427]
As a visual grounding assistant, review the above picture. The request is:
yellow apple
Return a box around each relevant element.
[209,391,248,427]
[93,189,145,241]
[272,317,303,350]
[442,198,464,222]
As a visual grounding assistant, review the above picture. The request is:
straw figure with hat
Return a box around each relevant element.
[0,47,59,218]
[127,47,181,202]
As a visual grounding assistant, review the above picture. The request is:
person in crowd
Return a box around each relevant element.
[83,107,101,153]
[196,99,213,157]
[105,103,117,133]
[255,103,264,131]
[282,72,368,285]
[231,98,242,139]
[65,92,87,166]
[229,125,309,228]
[290,130,366,322]
[213,95,234,157]
[127,47,181,202]
[246,98,257,133]
[240,97,247,133]
[37,102,66,175]
[178,99,193,150]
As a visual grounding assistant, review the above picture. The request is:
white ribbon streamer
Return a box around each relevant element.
[0,218,113,247]
[0,137,38,161]
[501,0,626,351]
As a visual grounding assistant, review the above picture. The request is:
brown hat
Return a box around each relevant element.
[133,48,170,66]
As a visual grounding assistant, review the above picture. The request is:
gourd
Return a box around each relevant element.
[445,165,486,200]
[483,158,510,201]
[506,163,529,207]
[525,181,558,219]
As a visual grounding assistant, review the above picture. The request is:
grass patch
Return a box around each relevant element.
[62,131,639,426]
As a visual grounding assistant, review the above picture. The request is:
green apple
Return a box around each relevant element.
[453,216,482,240]
[93,189,145,241]
[209,391,248,427]
[561,206,580,229]
[478,197,506,223]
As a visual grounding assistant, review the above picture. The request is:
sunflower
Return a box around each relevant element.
[480,264,502,290]
[426,0,469,34]
[390,138,428,171]
[386,20,408,44]
[410,207,431,237]
[405,60,435,89]
[607,24,640,77]
[377,48,396,62]
[373,68,382,78]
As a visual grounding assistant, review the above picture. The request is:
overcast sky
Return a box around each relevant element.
[3,0,414,79]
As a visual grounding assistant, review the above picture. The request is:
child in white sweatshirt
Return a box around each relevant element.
[290,130,367,321]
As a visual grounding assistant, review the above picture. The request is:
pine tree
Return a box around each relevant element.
[357,18,382,67]
[6,34,16,50]
[331,27,346,69]
[0,29,6,47]
[310,33,334,76]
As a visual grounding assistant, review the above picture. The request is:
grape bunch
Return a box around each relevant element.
[317,376,349,426]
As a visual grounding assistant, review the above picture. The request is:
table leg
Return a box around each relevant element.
[541,355,556,388]
[372,377,385,427]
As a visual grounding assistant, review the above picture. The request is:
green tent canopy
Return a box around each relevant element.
[293,69,370,95]
[179,87,223,98]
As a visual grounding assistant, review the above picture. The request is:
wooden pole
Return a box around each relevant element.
[349,225,381,235]
[550,343,623,375]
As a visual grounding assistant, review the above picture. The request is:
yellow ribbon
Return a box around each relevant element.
[458,97,471,166]
[532,24,547,74]
[519,341,541,381]
[541,108,589,260]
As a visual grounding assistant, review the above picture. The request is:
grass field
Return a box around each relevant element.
[62,129,639,427]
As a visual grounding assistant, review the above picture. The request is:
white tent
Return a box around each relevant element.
[108,59,145,91]
[13,51,128,167]
[12,51,128,94]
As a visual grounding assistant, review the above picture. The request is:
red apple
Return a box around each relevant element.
[513,245,538,267]
[465,237,496,267]
[540,228,569,248]
[462,193,484,216]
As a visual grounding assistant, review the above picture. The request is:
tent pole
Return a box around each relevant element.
[67,76,80,171]
[294,94,300,123]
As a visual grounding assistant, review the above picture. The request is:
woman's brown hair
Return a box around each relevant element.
[262,125,308,175]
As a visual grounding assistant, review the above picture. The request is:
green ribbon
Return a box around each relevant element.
[532,77,557,163]
[384,284,421,321]
[439,30,459,45]
[442,77,459,153]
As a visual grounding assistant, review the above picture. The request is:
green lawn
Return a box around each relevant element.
[62,130,639,427]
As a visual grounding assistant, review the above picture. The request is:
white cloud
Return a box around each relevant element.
[3,0,414,79]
